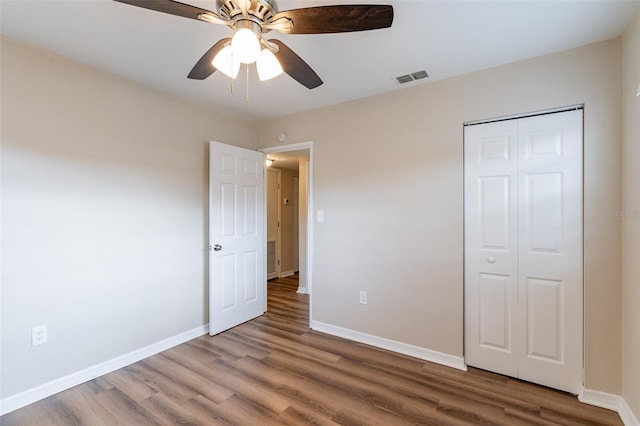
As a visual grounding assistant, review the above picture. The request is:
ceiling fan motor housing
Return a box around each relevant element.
[216,0,279,27]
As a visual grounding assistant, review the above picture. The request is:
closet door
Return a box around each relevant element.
[464,120,520,377]
[464,109,583,394]
[516,111,583,393]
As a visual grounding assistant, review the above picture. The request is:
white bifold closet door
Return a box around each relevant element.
[464,109,583,394]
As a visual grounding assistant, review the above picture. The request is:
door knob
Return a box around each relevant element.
[487,257,496,263]
[213,244,222,252]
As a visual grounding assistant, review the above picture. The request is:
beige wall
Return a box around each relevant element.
[267,168,280,244]
[258,39,623,394]
[622,11,640,419]
[298,158,309,292]
[0,36,256,398]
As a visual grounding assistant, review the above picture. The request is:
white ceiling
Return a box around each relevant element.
[2,0,639,123]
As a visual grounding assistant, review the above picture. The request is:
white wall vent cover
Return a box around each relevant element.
[395,70,429,85]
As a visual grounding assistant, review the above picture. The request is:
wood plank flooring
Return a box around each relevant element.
[2,274,623,425]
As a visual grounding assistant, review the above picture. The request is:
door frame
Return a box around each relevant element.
[260,141,314,320]
[292,176,300,273]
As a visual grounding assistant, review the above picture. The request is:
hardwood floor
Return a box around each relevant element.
[2,274,623,425]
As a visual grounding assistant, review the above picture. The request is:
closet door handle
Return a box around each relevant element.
[487,257,496,263]
[213,244,222,252]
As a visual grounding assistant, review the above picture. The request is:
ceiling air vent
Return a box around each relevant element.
[395,74,414,84]
[395,70,429,85]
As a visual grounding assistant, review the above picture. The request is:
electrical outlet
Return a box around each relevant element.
[32,325,48,346]
[359,291,368,305]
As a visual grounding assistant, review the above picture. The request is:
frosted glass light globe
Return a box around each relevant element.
[256,48,283,81]
[231,28,261,64]
[212,45,240,78]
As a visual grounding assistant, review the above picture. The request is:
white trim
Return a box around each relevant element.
[579,389,638,426]
[620,400,640,426]
[296,286,308,294]
[311,320,467,372]
[0,324,209,416]
[262,152,268,312]
[464,104,584,126]
[306,158,313,300]
[279,270,295,278]
[274,168,282,278]
[260,141,313,154]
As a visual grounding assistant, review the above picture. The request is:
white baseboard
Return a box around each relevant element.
[297,286,308,294]
[310,320,467,372]
[620,400,640,426]
[11,322,636,424]
[0,324,209,416]
[279,270,295,278]
[579,389,639,426]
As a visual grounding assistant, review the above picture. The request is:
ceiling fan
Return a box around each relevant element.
[113,0,394,89]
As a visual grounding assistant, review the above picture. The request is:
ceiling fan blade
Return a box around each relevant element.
[113,0,228,25]
[270,39,323,89]
[271,5,393,34]
[188,38,231,80]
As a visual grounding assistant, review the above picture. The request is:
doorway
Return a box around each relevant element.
[463,108,584,394]
[261,142,314,322]
[208,141,312,335]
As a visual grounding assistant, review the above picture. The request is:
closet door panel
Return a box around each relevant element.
[517,110,583,394]
[464,120,519,377]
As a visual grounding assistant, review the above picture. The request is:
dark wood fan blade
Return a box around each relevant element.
[188,38,231,80]
[272,5,393,34]
[113,0,217,21]
[270,39,323,89]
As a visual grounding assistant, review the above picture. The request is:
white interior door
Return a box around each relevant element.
[464,109,583,394]
[464,119,520,378]
[209,141,265,335]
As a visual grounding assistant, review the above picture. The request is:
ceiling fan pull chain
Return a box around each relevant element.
[245,63,250,109]
[230,51,235,94]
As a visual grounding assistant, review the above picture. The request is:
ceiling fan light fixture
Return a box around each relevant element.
[257,48,283,81]
[117,0,394,90]
[212,45,240,78]
[231,27,261,64]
